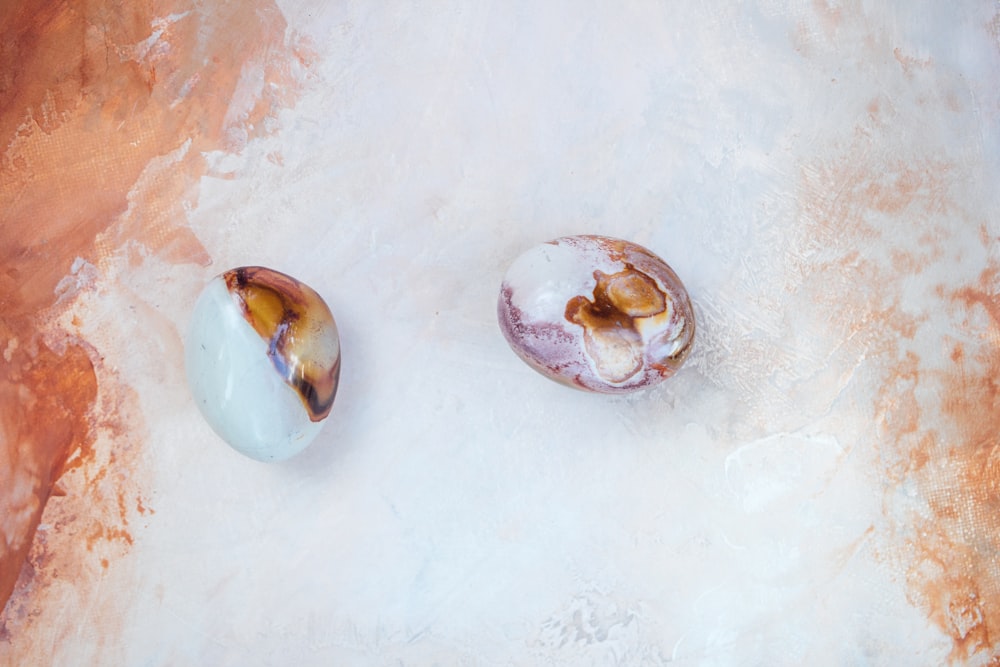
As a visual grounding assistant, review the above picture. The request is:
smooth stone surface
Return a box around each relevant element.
[498,235,695,393]
[184,267,340,462]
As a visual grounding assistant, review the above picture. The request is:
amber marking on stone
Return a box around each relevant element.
[565,264,671,383]
[224,267,340,421]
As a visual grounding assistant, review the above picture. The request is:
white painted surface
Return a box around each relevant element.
[15,1,1000,665]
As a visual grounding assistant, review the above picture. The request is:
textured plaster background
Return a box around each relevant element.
[3,1,1000,665]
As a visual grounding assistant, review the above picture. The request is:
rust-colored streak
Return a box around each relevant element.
[224,267,341,421]
[0,342,96,610]
[916,280,1000,662]
[786,52,1000,655]
[866,273,1000,664]
[0,0,310,638]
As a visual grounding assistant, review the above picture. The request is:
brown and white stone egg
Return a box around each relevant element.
[185,267,341,462]
[498,235,695,393]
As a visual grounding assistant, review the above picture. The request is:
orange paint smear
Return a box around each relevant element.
[0,0,310,643]
[865,271,1000,664]
[794,98,1000,659]
[779,0,1000,634]
[0,341,96,611]
[904,276,1000,663]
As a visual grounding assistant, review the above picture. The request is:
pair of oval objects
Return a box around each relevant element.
[185,235,695,462]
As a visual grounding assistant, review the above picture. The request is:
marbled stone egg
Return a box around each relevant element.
[498,235,695,393]
[185,266,341,462]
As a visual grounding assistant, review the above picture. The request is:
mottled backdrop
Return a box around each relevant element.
[2,0,1000,665]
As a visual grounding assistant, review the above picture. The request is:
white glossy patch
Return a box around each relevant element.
[503,242,599,326]
[185,277,323,462]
